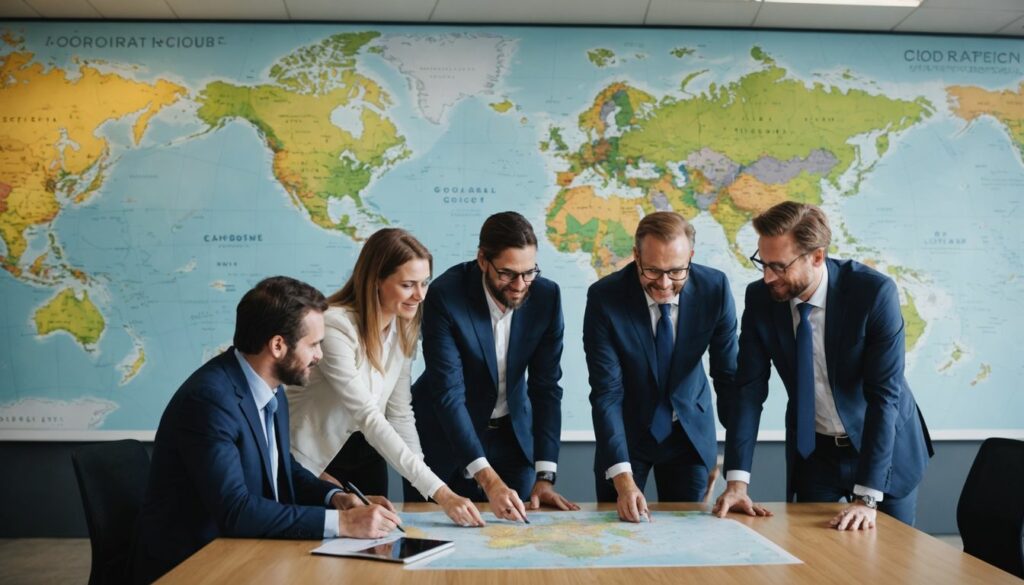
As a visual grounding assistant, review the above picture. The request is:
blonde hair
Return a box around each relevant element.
[634,211,696,251]
[752,202,831,253]
[327,228,432,373]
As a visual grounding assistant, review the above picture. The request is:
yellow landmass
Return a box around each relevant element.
[901,290,925,352]
[0,51,186,271]
[33,288,105,347]
[120,349,146,384]
[970,363,992,387]
[948,83,1024,152]
[489,100,514,113]
[725,173,790,212]
[546,185,642,239]
[481,520,632,559]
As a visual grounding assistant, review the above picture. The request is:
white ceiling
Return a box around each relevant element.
[1,0,1022,36]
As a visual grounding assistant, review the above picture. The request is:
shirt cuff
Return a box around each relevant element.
[604,462,633,480]
[464,457,491,478]
[853,484,885,502]
[324,488,343,507]
[535,461,557,473]
[323,510,340,538]
[725,470,751,484]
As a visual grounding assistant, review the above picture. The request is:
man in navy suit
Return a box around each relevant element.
[411,211,577,522]
[714,202,932,529]
[133,277,400,584]
[585,211,738,522]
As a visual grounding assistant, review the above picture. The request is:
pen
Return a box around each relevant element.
[344,480,405,533]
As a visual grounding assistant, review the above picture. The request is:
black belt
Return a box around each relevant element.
[487,415,511,430]
[816,433,853,449]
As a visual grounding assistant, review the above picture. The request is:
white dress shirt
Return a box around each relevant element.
[725,265,884,501]
[233,350,341,537]
[465,278,557,479]
[605,292,679,480]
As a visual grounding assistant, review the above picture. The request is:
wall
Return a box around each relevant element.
[0,440,985,538]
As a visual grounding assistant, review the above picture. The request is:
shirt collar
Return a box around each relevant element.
[482,275,513,321]
[233,348,279,411]
[790,262,829,312]
[381,317,397,346]
[643,289,679,310]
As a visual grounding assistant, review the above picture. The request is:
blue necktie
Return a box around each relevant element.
[265,394,279,500]
[795,303,816,459]
[650,303,674,443]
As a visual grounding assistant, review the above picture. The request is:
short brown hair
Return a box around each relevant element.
[634,211,696,251]
[478,211,538,261]
[234,276,327,354]
[752,201,831,253]
[328,228,432,372]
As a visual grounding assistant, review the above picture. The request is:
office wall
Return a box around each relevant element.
[0,440,984,538]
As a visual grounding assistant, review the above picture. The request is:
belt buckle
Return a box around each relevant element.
[488,418,500,430]
[834,435,851,448]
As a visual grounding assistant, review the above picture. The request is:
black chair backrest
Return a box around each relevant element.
[956,437,1024,578]
[72,439,150,585]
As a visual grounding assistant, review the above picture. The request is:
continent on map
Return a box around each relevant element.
[33,288,105,349]
[0,47,186,277]
[587,48,617,67]
[196,32,409,239]
[377,33,514,125]
[947,82,1024,161]
[544,47,934,275]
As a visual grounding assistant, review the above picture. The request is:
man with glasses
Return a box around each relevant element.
[411,211,577,522]
[713,201,932,529]
[585,211,738,522]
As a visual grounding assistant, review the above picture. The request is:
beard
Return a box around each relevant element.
[484,274,531,310]
[274,350,314,386]
[767,273,814,303]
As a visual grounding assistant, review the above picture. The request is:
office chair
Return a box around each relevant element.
[72,439,150,585]
[956,437,1024,578]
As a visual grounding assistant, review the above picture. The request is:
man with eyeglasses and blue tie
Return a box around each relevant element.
[411,211,578,523]
[713,201,932,530]
[585,211,738,522]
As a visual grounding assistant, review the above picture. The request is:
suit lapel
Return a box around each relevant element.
[624,264,660,387]
[467,265,499,390]
[275,392,294,504]
[228,351,276,489]
[667,275,699,388]
[773,300,796,379]
[507,305,528,392]
[823,259,844,389]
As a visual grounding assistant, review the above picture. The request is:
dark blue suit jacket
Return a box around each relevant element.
[724,258,933,498]
[585,262,738,474]
[133,349,336,584]
[411,261,564,479]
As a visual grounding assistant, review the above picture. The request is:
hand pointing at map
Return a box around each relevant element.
[477,467,530,522]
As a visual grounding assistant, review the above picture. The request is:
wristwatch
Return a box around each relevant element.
[536,470,557,485]
[855,494,878,509]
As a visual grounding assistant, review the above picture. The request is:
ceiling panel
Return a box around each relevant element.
[90,0,176,19]
[0,0,41,18]
[432,0,647,25]
[22,0,101,18]
[754,3,915,31]
[996,13,1024,36]
[284,0,436,22]
[165,0,289,20]
[895,7,1024,34]
[922,0,1024,10]
[646,0,761,27]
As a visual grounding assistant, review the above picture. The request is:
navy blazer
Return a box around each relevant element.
[585,262,738,474]
[411,261,564,477]
[133,349,336,584]
[724,258,933,499]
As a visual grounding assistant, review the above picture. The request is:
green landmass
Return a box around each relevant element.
[670,47,695,59]
[34,288,105,347]
[587,48,616,67]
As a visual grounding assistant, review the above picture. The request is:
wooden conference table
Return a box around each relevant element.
[157,502,1020,584]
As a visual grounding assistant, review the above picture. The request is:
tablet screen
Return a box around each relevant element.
[355,537,453,562]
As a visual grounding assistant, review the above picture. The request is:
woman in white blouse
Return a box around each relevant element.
[289,228,483,527]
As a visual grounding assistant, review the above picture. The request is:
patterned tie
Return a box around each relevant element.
[265,394,279,500]
[795,302,816,459]
[650,303,674,443]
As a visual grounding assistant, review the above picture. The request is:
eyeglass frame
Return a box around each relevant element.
[636,262,691,282]
[486,259,541,283]
[748,248,818,276]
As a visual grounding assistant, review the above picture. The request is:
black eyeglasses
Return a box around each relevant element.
[638,263,690,282]
[487,259,541,283]
[748,249,813,276]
